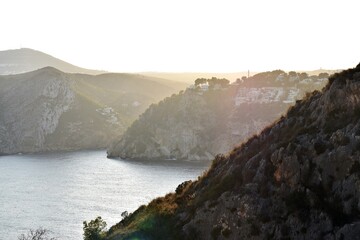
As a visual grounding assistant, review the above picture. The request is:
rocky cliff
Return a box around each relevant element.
[0,67,185,154]
[108,70,328,161]
[105,64,360,239]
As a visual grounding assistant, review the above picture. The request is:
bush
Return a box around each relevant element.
[18,227,56,240]
[83,216,107,240]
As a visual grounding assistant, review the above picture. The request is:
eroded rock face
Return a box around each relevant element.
[0,68,75,153]
[106,64,360,240]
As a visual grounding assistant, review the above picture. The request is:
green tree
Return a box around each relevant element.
[207,77,230,87]
[83,216,107,240]
[318,72,329,78]
[217,78,230,87]
[194,77,230,88]
[299,72,308,80]
[194,78,207,86]
[288,71,297,77]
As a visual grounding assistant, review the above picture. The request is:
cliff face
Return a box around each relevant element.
[0,68,75,153]
[105,64,360,240]
[108,71,328,161]
[0,67,183,154]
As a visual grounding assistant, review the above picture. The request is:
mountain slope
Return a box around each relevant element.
[108,71,328,160]
[0,48,105,75]
[105,63,360,239]
[0,67,184,154]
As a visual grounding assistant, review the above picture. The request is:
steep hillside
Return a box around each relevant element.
[0,48,104,75]
[108,71,328,160]
[105,64,360,239]
[0,67,184,154]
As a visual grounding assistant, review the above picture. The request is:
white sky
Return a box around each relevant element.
[0,0,359,72]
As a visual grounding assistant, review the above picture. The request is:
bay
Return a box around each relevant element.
[0,151,210,240]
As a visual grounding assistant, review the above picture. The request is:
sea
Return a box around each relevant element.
[0,150,210,239]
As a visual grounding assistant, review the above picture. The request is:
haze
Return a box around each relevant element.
[1,0,359,72]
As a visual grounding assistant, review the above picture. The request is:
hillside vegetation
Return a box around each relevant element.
[108,71,328,161]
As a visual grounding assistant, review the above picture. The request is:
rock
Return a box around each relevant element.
[335,222,360,240]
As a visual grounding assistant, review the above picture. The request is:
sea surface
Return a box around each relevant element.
[0,150,210,239]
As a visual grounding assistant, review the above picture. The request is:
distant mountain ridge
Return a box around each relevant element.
[141,69,340,84]
[0,48,105,75]
[0,67,185,154]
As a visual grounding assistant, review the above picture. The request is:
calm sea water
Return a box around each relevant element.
[0,151,210,240]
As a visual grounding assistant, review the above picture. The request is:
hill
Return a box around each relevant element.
[0,67,185,154]
[108,70,328,161]
[0,48,107,75]
[104,63,360,239]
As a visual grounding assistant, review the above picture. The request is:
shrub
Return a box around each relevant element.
[175,180,192,194]
[83,216,107,240]
[18,227,56,240]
